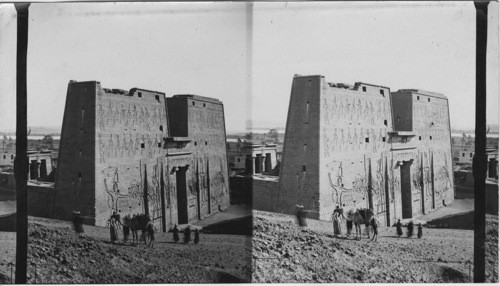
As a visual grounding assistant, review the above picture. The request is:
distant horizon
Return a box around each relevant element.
[0,124,497,136]
[0,2,498,134]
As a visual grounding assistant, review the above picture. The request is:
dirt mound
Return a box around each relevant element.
[252,210,498,283]
[0,217,251,283]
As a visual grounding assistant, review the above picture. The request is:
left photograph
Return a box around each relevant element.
[0,3,252,283]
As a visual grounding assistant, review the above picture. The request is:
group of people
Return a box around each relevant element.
[332,206,354,237]
[330,206,425,239]
[172,225,200,244]
[74,210,202,245]
[395,219,423,238]
[108,211,126,243]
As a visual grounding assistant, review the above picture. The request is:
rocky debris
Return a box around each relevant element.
[0,218,251,284]
[252,210,498,283]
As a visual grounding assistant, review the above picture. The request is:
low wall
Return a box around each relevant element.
[427,211,474,230]
[252,178,279,213]
[229,176,252,205]
[455,175,498,215]
[0,212,16,232]
[27,185,55,218]
[0,172,15,189]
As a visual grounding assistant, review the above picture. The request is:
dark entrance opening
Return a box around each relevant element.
[40,159,47,178]
[176,166,189,224]
[400,160,413,219]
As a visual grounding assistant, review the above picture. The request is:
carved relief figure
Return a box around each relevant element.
[332,128,339,152]
[98,134,106,163]
[323,128,331,158]
[98,103,105,130]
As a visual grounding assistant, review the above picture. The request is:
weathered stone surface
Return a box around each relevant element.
[254,75,454,225]
[37,81,230,229]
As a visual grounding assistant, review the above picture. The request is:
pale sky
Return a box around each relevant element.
[0,2,249,133]
[0,2,498,133]
[252,1,499,130]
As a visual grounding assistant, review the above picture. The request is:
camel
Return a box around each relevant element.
[353,208,378,241]
[345,208,379,241]
[123,214,155,247]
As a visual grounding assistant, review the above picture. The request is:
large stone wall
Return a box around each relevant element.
[278,75,322,217]
[54,81,229,229]
[319,80,393,221]
[94,86,168,227]
[391,90,454,220]
[27,184,55,218]
[252,177,279,213]
[54,81,97,224]
[186,95,230,217]
[166,95,230,225]
[275,75,454,226]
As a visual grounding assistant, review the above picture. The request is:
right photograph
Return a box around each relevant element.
[246,2,499,283]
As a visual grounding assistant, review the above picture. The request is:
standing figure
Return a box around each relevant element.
[122,215,130,243]
[417,223,423,239]
[296,205,307,227]
[146,222,155,247]
[184,225,192,244]
[346,220,353,237]
[109,212,119,243]
[72,211,84,234]
[407,220,414,238]
[344,207,356,237]
[173,225,180,243]
[332,206,343,236]
[194,229,200,245]
[396,219,403,237]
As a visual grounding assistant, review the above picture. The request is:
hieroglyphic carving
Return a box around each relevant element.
[352,128,359,151]
[98,134,106,163]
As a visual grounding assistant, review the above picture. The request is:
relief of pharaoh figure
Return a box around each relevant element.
[323,128,331,158]
[338,97,344,120]
[98,103,105,130]
[122,133,128,154]
[115,134,121,157]
[106,101,113,126]
[107,135,114,158]
[323,98,331,125]
[130,104,137,127]
[332,128,338,152]
[352,128,359,151]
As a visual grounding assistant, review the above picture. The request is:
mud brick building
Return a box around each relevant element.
[51,81,229,230]
[254,75,454,226]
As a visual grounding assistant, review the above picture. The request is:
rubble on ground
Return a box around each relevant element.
[252,210,498,283]
[0,218,251,284]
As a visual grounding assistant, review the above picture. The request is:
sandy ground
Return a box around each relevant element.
[0,215,252,284]
[252,210,498,283]
[193,204,251,227]
[416,199,474,221]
